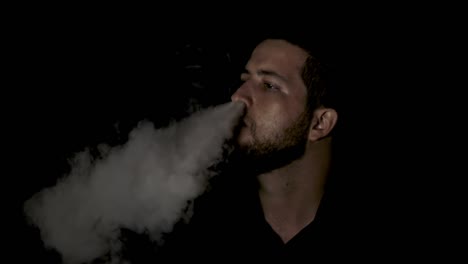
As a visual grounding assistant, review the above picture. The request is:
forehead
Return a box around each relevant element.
[247,39,309,75]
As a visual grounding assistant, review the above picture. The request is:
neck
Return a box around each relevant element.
[257,137,332,243]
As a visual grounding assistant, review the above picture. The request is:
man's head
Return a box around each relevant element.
[229,36,338,174]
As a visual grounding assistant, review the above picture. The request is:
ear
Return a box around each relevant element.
[308,108,338,141]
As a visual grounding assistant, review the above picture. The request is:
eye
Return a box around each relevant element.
[263,82,278,91]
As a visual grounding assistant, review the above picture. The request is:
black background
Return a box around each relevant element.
[5,6,462,263]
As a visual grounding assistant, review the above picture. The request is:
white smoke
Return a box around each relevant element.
[23,101,245,264]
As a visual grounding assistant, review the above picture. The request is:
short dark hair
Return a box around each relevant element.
[249,29,340,116]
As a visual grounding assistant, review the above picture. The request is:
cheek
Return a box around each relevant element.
[254,104,287,132]
[256,100,307,133]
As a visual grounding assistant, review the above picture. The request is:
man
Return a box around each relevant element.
[156,32,354,262]
[230,36,338,242]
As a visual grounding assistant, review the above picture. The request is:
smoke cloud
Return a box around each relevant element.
[23,101,245,264]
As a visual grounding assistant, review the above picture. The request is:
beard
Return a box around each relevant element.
[226,109,312,177]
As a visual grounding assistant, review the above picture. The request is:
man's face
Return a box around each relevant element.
[230,39,311,173]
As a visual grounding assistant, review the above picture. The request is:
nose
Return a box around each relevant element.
[230,82,252,108]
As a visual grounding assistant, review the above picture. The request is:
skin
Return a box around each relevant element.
[231,39,338,243]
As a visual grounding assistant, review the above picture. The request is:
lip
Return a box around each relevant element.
[242,117,252,128]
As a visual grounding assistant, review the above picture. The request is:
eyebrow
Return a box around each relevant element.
[243,68,289,83]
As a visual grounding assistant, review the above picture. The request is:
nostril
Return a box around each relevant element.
[231,94,239,102]
[231,96,249,108]
[230,91,242,102]
[230,84,252,107]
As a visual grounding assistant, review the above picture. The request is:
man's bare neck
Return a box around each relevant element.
[256,139,331,243]
[258,172,324,243]
[262,195,322,243]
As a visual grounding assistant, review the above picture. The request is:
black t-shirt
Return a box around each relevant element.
[154,177,360,263]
